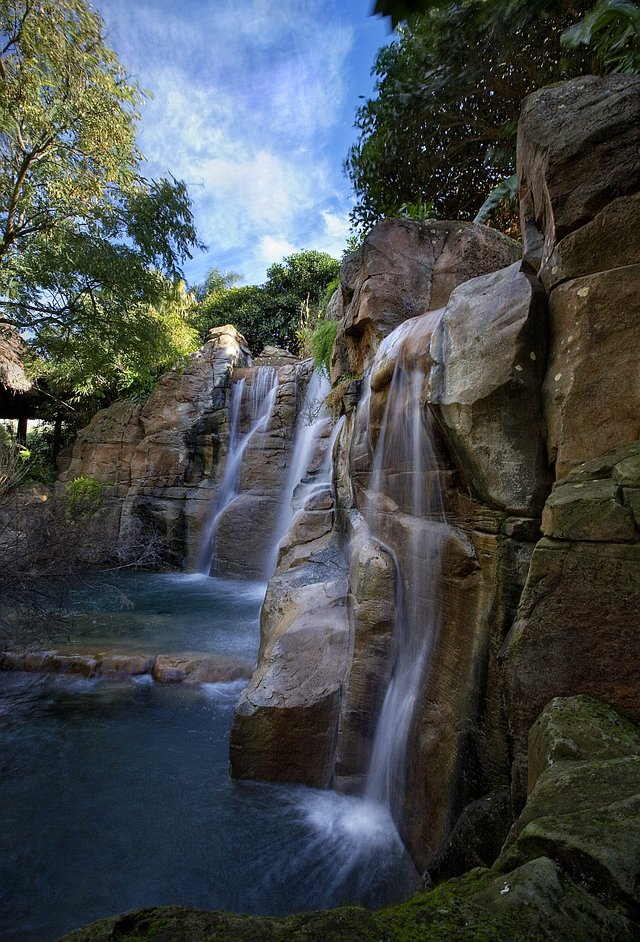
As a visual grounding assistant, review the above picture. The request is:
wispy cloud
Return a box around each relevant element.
[98,0,385,285]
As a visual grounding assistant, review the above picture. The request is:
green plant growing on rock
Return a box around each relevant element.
[307,319,339,376]
[64,476,104,519]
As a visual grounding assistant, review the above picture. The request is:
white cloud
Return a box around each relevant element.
[259,235,297,266]
[96,0,384,287]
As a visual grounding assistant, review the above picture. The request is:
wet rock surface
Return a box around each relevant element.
[0,648,253,684]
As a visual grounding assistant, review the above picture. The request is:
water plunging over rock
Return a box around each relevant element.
[195,365,279,575]
[359,314,447,820]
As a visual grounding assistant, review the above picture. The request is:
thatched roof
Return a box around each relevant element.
[0,327,32,394]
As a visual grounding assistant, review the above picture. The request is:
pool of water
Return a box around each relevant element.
[0,574,419,942]
[61,571,267,656]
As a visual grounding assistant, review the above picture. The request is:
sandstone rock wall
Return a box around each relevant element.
[229,74,640,875]
[58,326,252,566]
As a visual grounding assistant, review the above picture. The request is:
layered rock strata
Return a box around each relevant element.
[58,326,253,566]
[230,74,640,877]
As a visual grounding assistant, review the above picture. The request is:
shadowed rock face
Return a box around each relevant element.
[518,73,640,479]
[502,441,640,807]
[58,326,253,566]
[500,73,640,811]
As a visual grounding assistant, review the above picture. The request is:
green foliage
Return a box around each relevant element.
[320,276,341,314]
[0,440,28,502]
[194,251,340,356]
[64,475,103,518]
[474,174,519,224]
[18,427,56,485]
[348,1,593,233]
[0,0,202,416]
[194,267,242,301]
[561,0,640,72]
[307,319,339,375]
[30,277,199,407]
[390,198,437,222]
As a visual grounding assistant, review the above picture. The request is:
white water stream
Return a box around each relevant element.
[362,311,447,820]
[196,366,278,575]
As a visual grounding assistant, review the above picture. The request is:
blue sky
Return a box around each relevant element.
[97,0,390,289]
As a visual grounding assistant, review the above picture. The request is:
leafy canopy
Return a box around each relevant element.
[0,0,202,410]
[347,1,597,233]
[195,250,340,356]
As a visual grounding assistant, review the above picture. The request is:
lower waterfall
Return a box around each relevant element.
[361,312,446,819]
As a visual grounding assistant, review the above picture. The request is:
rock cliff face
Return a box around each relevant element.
[229,73,640,873]
[58,325,252,566]
[58,333,318,579]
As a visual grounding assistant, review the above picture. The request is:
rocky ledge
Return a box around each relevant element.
[0,649,253,684]
[59,695,640,941]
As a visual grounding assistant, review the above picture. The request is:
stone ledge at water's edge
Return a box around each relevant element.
[0,649,254,684]
[58,696,640,942]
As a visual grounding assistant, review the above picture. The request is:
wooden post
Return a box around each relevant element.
[17,416,27,445]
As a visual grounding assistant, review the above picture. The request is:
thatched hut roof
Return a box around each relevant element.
[0,327,32,394]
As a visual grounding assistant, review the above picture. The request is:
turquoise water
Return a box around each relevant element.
[0,573,418,942]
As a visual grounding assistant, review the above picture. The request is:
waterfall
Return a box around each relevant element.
[196,366,278,575]
[267,369,331,573]
[362,311,446,819]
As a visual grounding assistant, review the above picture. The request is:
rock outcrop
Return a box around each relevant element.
[502,441,640,804]
[518,73,640,478]
[331,218,520,380]
[58,326,252,566]
[229,74,640,880]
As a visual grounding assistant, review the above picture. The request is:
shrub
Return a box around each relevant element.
[308,319,339,376]
[64,476,104,518]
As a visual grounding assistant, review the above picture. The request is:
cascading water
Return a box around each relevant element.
[267,369,331,573]
[196,366,278,575]
[361,311,447,820]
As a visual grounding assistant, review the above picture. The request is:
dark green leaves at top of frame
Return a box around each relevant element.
[346,1,593,233]
[561,0,640,73]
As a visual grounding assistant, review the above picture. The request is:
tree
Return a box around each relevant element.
[0,0,202,407]
[195,251,340,355]
[347,1,593,233]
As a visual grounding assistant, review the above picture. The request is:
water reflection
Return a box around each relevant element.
[0,575,417,942]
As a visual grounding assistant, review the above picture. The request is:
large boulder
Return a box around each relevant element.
[430,262,551,515]
[518,75,640,480]
[518,74,640,270]
[229,544,350,788]
[331,218,520,380]
[542,266,640,479]
[498,696,640,914]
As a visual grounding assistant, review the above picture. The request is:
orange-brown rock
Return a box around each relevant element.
[152,653,253,685]
[331,218,520,381]
[542,267,640,479]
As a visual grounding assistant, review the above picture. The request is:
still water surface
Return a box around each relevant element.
[0,573,418,942]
